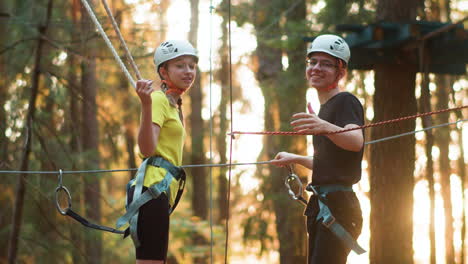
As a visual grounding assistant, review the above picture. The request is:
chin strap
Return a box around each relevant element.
[161,80,184,122]
[162,80,187,96]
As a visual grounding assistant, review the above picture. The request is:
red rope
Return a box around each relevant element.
[229,105,468,136]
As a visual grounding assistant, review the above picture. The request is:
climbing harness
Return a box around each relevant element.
[284,166,366,255]
[307,184,366,254]
[115,156,186,247]
[54,169,124,234]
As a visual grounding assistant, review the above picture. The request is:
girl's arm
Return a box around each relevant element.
[136,80,161,157]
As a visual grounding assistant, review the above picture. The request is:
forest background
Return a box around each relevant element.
[1,0,468,263]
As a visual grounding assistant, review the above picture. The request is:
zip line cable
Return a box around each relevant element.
[1,118,466,175]
[209,2,215,263]
[224,0,234,262]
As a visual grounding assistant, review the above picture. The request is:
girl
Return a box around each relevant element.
[122,40,198,264]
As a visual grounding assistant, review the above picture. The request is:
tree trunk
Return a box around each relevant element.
[0,1,10,262]
[67,51,86,264]
[435,75,455,264]
[188,0,209,262]
[188,0,207,220]
[217,0,229,224]
[419,58,436,264]
[277,2,308,263]
[370,64,417,264]
[253,0,307,262]
[450,83,467,264]
[67,3,86,262]
[7,1,53,263]
[0,0,8,163]
[370,1,420,263]
[456,116,466,264]
[80,0,102,262]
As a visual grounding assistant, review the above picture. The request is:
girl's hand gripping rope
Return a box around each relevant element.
[136,80,154,105]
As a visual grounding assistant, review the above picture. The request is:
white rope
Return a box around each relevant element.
[79,0,136,88]
[100,0,142,80]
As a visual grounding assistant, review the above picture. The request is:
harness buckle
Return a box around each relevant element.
[322,215,336,228]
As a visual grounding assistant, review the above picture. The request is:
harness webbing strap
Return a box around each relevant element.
[116,156,185,247]
[66,209,124,234]
[117,172,174,229]
[308,185,366,255]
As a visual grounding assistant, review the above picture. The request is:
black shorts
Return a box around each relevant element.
[127,186,170,260]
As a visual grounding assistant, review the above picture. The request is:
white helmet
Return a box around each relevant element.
[154,40,198,70]
[306,34,350,64]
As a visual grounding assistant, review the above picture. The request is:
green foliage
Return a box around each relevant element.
[242,211,275,256]
[169,205,226,262]
[315,0,375,34]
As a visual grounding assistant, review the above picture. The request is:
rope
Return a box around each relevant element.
[100,0,142,80]
[0,118,466,176]
[209,2,215,263]
[224,0,234,262]
[0,161,272,175]
[229,105,467,136]
[79,0,136,88]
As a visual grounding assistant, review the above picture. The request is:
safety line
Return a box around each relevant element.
[1,118,465,175]
[208,2,215,263]
[0,161,272,175]
[229,105,467,136]
[224,0,234,262]
[100,0,142,80]
[364,118,467,145]
[79,0,136,88]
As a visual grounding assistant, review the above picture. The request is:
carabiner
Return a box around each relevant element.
[284,165,307,205]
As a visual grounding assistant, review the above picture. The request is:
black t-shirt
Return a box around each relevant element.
[311,92,364,186]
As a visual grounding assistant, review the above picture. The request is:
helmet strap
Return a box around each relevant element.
[162,80,187,96]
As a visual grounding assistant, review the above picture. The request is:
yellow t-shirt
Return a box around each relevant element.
[140,90,185,206]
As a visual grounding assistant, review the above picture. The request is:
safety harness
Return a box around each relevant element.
[116,156,186,247]
[284,166,366,255]
[306,184,366,254]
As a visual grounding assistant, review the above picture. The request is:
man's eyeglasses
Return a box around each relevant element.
[306,59,337,70]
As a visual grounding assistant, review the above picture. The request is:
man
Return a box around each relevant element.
[272,34,364,264]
